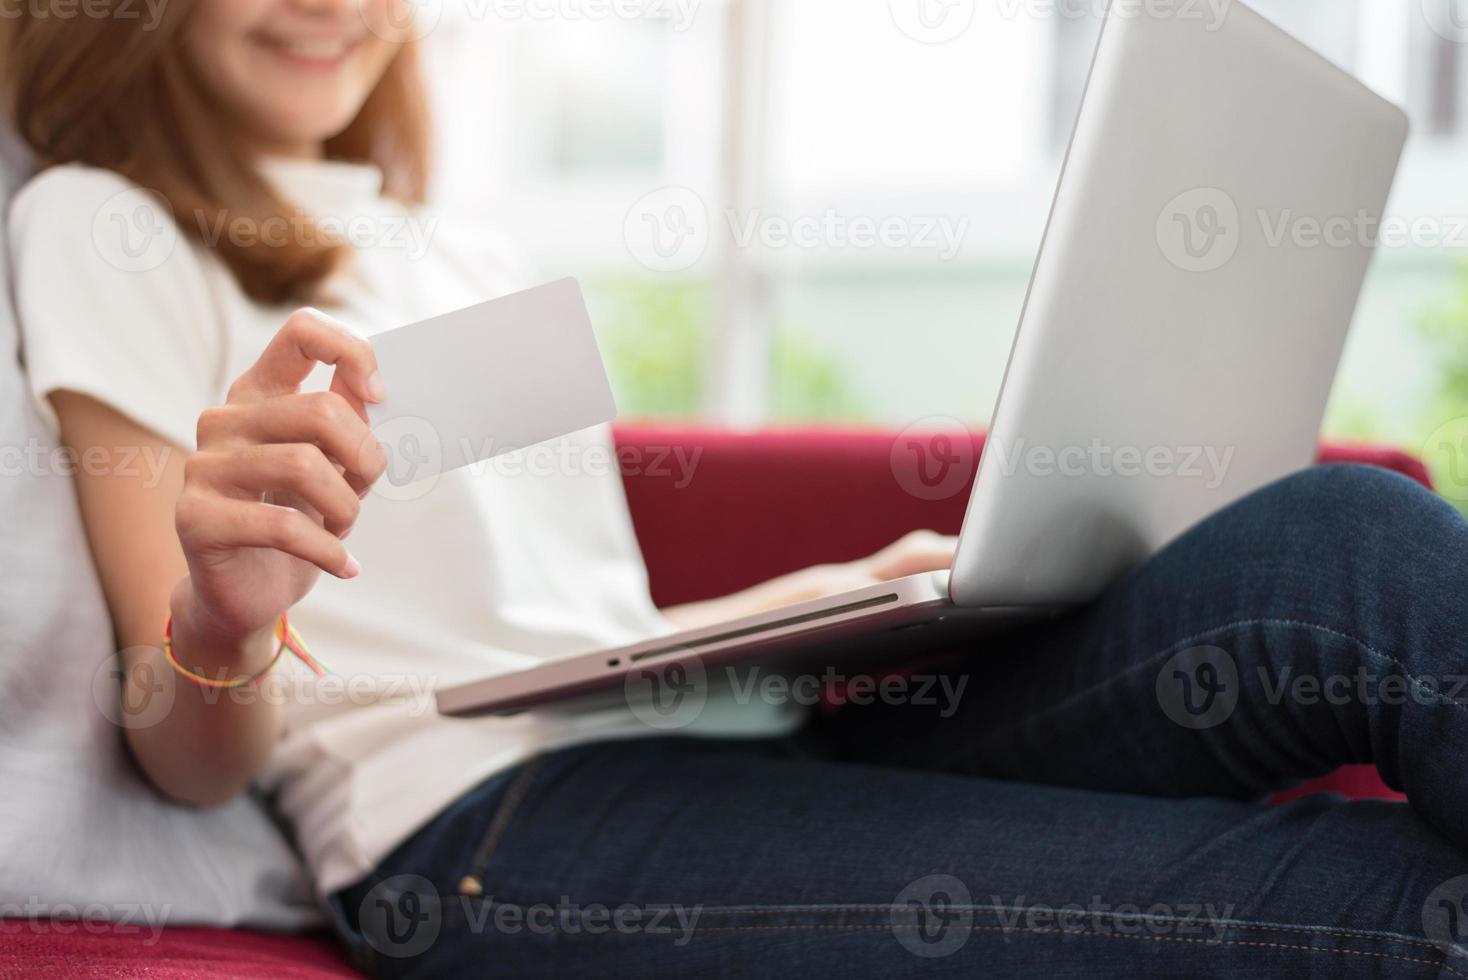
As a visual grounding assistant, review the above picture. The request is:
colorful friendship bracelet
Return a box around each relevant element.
[162,612,329,689]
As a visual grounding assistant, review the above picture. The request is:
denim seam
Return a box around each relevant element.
[621,904,1451,950]
[1258,618,1467,713]
[957,615,1465,766]
[687,923,1468,977]
[442,906,1468,977]
[461,759,545,887]
[455,899,1448,954]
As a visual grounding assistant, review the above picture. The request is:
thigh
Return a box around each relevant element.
[337,736,1468,980]
[822,464,1468,804]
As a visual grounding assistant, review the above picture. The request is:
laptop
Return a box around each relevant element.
[437,0,1407,719]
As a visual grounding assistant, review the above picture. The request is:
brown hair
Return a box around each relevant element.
[0,1,430,303]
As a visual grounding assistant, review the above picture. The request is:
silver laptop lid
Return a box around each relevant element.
[948,0,1407,608]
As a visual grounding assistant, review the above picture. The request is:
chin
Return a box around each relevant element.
[289,105,369,143]
[241,95,371,153]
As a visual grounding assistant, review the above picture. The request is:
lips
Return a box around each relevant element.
[256,33,365,69]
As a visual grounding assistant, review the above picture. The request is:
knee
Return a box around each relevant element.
[1229,462,1459,578]
[1256,463,1439,530]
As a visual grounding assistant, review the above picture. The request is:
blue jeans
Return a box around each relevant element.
[332,465,1468,978]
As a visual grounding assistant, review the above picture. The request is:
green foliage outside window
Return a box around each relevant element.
[591,277,870,424]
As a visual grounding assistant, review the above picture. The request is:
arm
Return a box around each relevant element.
[58,310,387,807]
[660,529,958,631]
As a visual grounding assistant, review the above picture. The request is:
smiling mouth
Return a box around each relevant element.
[256,34,366,69]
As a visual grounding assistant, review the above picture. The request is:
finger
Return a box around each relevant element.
[871,531,959,579]
[177,493,359,579]
[330,371,369,425]
[186,445,362,537]
[197,392,388,494]
[231,309,385,407]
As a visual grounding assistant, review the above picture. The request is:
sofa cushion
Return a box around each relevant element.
[0,926,355,979]
[614,425,1433,607]
[0,131,317,929]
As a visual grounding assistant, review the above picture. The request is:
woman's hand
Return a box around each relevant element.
[174,309,389,647]
[777,530,959,602]
[52,308,388,806]
[661,530,959,631]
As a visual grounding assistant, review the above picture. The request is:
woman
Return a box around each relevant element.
[4,2,1467,976]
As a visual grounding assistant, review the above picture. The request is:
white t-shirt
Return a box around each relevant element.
[9,160,802,894]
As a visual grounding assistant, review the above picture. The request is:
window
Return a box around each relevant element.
[423,0,1468,473]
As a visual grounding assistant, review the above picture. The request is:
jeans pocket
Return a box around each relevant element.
[452,758,545,902]
[330,761,538,977]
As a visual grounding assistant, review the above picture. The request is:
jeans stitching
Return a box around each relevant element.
[461,759,544,886]
[642,904,1451,950]
[957,615,1467,769]
[683,923,1468,977]
[453,898,1450,955]
[438,908,1468,977]
[1258,618,1468,713]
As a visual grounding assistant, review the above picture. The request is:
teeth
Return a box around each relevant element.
[278,38,352,59]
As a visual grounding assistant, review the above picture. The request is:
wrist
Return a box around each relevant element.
[167,580,277,677]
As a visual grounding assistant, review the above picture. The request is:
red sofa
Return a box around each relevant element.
[4,427,1428,977]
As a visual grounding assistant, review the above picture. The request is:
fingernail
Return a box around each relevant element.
[342,552,361,579]
[365,371,387,404]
